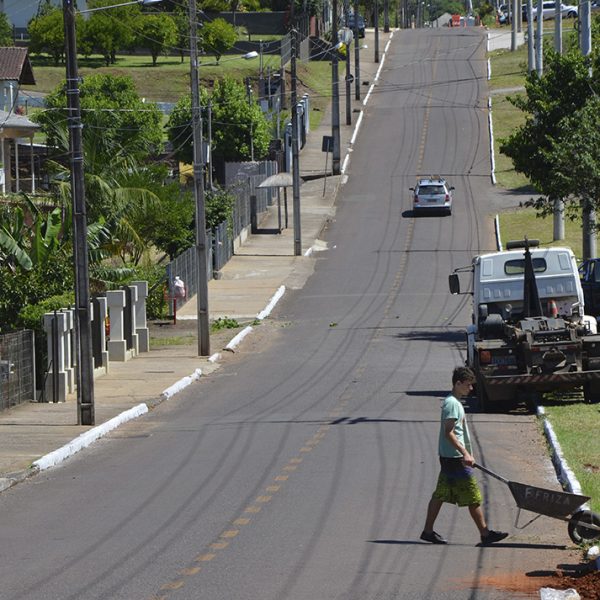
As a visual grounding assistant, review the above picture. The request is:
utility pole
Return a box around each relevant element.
[554,0,562,53]
[374,0,380,62]
[384,0,389,32]
[511,0,517,51]
[63,0,95,426]
[535,0,543,75]
[290,24,302,255]
[344,0,351,126]
[527,0,534,72]
[189,0,210,355]
[354,0,361,100]
[207,99,213,190]
[331,0,341,175]
[580,0,595,258]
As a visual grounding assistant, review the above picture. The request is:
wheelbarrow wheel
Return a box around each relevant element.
[567,509,600,544]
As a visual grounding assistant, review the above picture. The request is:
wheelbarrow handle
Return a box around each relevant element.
[474,463,510,484]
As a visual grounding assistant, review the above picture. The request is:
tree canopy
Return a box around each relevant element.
[499,46,600,217]
[200,17,237,63]
[167,77,271,165]
[35,73,163,165]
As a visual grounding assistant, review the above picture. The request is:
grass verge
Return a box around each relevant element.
[541,404,600,513]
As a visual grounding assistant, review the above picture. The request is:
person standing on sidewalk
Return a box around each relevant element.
[420,366,509,546]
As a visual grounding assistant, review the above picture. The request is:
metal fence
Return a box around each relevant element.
[0,330,35,411]
[165,164,279,308]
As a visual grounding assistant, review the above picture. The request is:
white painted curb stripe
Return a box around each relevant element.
[256,285,286,320]
[161,368,202,399]
[494,214,503,251]
[350,111,364,145]
[487,57,491,80]
[374,54,386,81]
[488,97,496,185]
[538,406,590,509]
[225,325,253,351]
[33,403,149,471]
[341,153,351,174]
[208,352,221,363]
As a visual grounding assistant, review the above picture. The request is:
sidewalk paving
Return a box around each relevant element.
[0,29,393,492]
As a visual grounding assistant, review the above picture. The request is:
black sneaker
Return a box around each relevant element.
[479,530,508,545]
[420,530,447,544]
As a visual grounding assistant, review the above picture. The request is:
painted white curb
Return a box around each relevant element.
[488,97,496,185]
[225,325,254,351]
[161,368,202,399]
[32,403,149,472]
[257,285,286,321]
[537,406,590,509]
[494,214,503,251]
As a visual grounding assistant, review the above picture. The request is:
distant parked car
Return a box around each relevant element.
[345,13,366,37]
[531,2,578,20]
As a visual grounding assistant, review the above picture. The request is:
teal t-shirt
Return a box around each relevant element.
[438,394,472,458]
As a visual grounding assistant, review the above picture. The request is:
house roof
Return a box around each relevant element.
[0,47,35,85]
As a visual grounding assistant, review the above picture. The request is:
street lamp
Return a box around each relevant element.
[62,0,162,425]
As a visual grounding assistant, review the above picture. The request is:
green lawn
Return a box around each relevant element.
[490,44,600,521]
[542,404,600,513]
[21,49,339,131]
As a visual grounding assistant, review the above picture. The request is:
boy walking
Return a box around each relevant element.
[421,366,508,546]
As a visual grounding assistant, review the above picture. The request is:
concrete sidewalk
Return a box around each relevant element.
[0,29,394,492]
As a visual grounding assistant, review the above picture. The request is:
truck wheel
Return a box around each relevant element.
[567,509,600,544]
[583,382,600,404]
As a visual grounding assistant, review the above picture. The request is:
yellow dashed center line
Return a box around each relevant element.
[160,581,185,591]
[221,529,239,539]
[210,541,229,550]
[195,553,216,562]
[233,517,251,526]
[178,566,201,576]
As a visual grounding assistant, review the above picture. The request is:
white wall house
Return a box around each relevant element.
[0,46,39,193]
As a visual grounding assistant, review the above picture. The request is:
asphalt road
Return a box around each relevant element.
[0,28,577,600]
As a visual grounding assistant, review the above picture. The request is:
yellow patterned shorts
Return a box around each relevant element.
[431,457,483,507]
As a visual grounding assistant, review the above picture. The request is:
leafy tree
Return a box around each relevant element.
[172,5,191,63]
[120,165,196,260]
[27,7,68,65]
[0,196,66,273]
[167,78,271,165]
[0,12,13,46]
[200,18,237,63]
[542,96,600,215]
[500,50,593,216]
[200,0,230,11]
[34,73,163,167]
[205,186,235,230]
[83,6,139,66]
[135,12,179,66]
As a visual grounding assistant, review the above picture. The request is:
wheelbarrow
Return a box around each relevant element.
[475,463,600,544]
